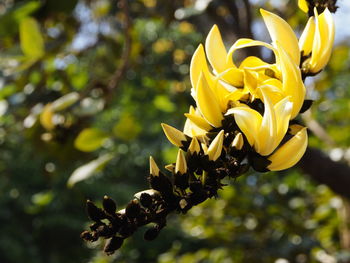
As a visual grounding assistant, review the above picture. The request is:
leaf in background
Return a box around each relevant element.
[32,191,54,207]
[153,95,176,112]
[19,17,44,59]
[67,154,113,188]
[113,113,142,141]
[74,128,109,152]
[0,1,41,37]
[51,92,80,111]
[40,104,55,130]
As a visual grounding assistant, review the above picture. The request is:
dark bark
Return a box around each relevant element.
[298,147,350,199]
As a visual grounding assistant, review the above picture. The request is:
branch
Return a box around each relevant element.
[298,147,350,199]
[107,0,132,94]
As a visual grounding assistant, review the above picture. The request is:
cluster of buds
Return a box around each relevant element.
[81,1,336,254]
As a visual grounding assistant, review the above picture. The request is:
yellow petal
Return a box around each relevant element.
[207,130,224,161]
[298,0,309,13]
[272,96,293,151]
[149,156,160,176]
[276,42,305,119]
[184,113,212,131]
[175,149,187,174]
[183,118,207,138]
[268,126,308,171]
[190,44,215,91]
[243,69,259,99]
[260,9,300,65]
[201,142,208,154]
[219,68,244,87]
[239,56,268,69]
[227,38,275,66]
[161,123,187,147]
[256,88,277,156]
[205,25,234,73]
[231,132,244,150]
[196,73,223,127]
[224,88,247,103]
[188,137,201,154]
[299,17,315,56]
[165,163,175,173]
[226,106,262,147]
[309,8,335,73]
[259,79,285,105]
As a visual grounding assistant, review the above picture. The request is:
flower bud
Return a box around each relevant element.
[188,137,200,154]
[231,132,244,150]
[207,130,224,161]
[104,236,124,255]
[125,200,141,219]
[103,195,117,215]
[86,200,105,222]
[140,193,153,208]
[161,123,187,147]
[175,149,187,174]
[149,156,160,177]
[144,226,160,241]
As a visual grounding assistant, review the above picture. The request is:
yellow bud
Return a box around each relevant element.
[207,130,224,161]
[175,149,187,174]
[149,156,160,176]
[164,164,175,173]
[161,123,187,147]
[188,137,201,154]
[201,142,208,154]
[231,132,244,150]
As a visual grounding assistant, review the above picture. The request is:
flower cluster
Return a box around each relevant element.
[81,4,335,254]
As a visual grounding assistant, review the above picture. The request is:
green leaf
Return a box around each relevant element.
[67,154,113,188]
[19,17,44,58]
[153,95,176,112]
[74,128,109,152]
[31,191,54,206]
[51,92,80,111]
[113,113,142,141]
[0,1,41,37]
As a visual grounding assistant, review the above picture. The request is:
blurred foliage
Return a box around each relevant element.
[0,0,349,263]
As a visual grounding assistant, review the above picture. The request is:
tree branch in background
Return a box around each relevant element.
[298,147,350,199]
[106,0,132,97]
[302,110,336,147]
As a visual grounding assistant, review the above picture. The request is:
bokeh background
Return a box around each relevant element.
[0,0,350,262]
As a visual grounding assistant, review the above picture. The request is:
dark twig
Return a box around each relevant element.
[298,147,350,199]
[107,0,132,95]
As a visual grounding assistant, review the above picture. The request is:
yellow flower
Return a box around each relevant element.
[190,9,305,119]
[268,125,308,171]
[299,8,335,74]
[226,88,293,156]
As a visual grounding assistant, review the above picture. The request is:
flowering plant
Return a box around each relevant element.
[81,0,336,254]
